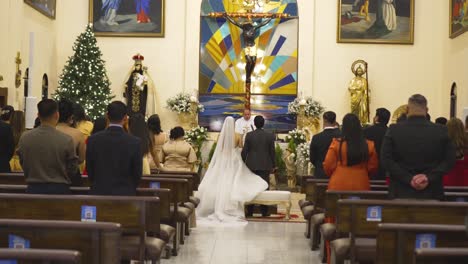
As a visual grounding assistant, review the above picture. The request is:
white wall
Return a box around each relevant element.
[312,0,449,122]
[0,0,56,110]
[2,0,468,128]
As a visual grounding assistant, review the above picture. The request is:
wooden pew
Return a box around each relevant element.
[0,184,176,258]
[333,199,468,264]
[0,219,120,263]
[0,193,163,262]
[315,190,388,261]
[151,170,200,190]
[0,248,82,263]
[376,223,468,264]
[413,248,468,264]
[140,177,191,251]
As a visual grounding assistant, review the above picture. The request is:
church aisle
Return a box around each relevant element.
[163,222,321,264]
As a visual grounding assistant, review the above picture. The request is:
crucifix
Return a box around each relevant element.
[209,11,289,110]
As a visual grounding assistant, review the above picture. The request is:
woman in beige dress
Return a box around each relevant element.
[147,114,167,169]
[128,114,159,175]
[161,127,197,172]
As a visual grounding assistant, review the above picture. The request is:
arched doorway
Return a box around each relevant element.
[42,74,49,100]
[450,82,457,118]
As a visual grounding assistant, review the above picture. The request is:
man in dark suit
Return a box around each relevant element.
[242,115,275,216]
[0,119,14,173]
[364,108,391,180]
[86,101,142,195]
[309,111,341,179]
[381,94,455,200]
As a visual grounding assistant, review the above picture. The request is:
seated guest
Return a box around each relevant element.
[128,113,160,174]
[9,111,25,172]
[381,94,455,200]
[323,113,378,191]
[443,118,468,186]
[147,114,167,169]
[18,99,78,194]
[309,111,341,179]
[161,126,197,172]
[435,117,448,125]
[0,116,14,173]
[73,104,94,139]
[86,101,142,195]
[56,99,86,186]
[364,108,391,180]
[0,105,14,124]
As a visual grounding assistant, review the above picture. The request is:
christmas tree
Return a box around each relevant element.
[54,24,114,120]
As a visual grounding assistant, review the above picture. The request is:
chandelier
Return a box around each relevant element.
[231,0,271,12]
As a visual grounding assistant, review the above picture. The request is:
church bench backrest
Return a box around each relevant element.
[0,193,161,261]
[413,248,468,264]
[0,219,121,264]
[151,170,200,190]
[0,248,82,264]
[140,177,189,204]
[376,223,468,264]
[0,185,172,229]
[336,199,468,263]
[336,199,468,236]
[324,190,388,218]
[147,174,195,195]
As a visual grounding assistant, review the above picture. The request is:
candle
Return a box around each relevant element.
[190,96,198,103]
[299,99,306,106]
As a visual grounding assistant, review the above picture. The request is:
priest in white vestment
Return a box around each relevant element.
[235,109,256,136]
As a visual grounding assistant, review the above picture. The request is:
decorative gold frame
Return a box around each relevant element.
[337,0,415,44]
[24,0,56,19]
[88,0,165,38]
[449,0,468,39]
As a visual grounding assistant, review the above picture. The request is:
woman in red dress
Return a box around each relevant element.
[443,118,468,186]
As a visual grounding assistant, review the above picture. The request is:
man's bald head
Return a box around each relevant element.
[407,94,428,117]
[243,109,251,121]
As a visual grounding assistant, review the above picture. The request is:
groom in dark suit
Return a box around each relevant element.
[242,115,276,217]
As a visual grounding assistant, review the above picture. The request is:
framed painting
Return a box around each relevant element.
[89,0,165,37]
[24,0,56,19]
[337,0,415,44]
[450,0,468,38]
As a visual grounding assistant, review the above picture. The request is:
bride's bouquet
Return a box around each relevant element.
[166,93,205,114]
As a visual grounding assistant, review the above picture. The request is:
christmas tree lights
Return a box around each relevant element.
[54,24,114,120]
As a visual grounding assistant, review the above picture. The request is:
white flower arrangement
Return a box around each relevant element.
[184,126,208,146]
[296,142,310,161]
[287,97,325,118]
[166,93,205,114]
[285,128,307,145]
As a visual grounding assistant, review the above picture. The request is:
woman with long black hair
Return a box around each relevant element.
[128,114,159,175]
[323,113,378,190]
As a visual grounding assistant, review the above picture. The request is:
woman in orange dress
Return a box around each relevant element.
[322,113,378,264]
[324,113,378,190]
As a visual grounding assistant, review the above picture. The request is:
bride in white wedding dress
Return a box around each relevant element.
[196,116,268,224]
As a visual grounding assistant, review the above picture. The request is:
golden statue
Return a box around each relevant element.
[348,60,370,124]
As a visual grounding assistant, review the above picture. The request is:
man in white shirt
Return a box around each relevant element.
[235,109,256,135]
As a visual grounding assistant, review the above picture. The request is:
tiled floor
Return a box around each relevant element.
[163,222,321,264]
